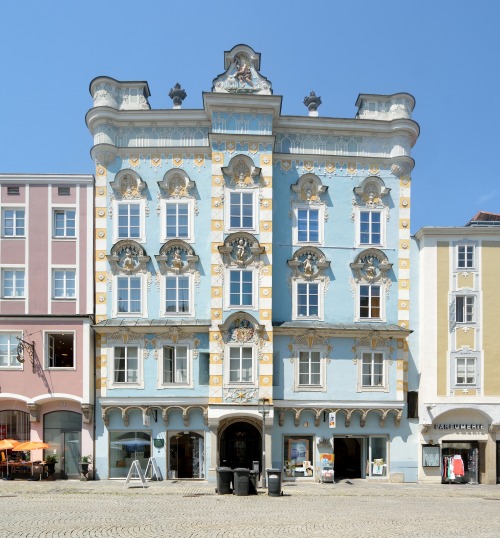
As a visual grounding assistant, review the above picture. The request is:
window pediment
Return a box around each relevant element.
[218,232,264,267]
[219,313,264,344]
[288,247,330,279]
[158,169,195,199]
[155,240,199,274]
[222,155,261,188]
[350,249,392,283]
[110,169,146,200]
[353,176,390,206]
[108,240,150,274]
[291,173,327,202]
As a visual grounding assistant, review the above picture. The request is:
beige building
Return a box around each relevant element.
[416,211,500,484]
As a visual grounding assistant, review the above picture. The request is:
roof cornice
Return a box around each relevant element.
[0,174,94,184]
[415,227,500,240]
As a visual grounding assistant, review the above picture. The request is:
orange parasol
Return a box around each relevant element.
[0,439,22,479]
[12,441,49,452]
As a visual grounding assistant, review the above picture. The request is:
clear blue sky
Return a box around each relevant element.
[1,0,498,233]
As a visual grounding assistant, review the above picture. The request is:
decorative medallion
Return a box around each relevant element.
[350,249,392,284]
[291,173,327,202]
[353,176,390,206]
[222,154,261,187]
[110,169,146,200]
[287,247,330,279]
[158,169,195,199]
[218,232,264,267]
[107,241,150,275]
[155,240,199,275]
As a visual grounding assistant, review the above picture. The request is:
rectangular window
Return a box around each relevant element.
[456,296,474,323]
[47,333,74,368]
[229,270,253,307]
[2,209,25,237]
[360,285,381,319]
[299,351,321,386]
[457,245,474,269]
[118,203,140,238]
[362,352,384,387]
[0,332,22,368]
[58,187,71,196]
[2,270,25,298]
[165,275,190,314]
[230,192,253,229]
[117,276,141,313]
[163,345,188,384]
[297,208,319,242]
[166,203,189,239]
[7,186,20,195]
[53,270,76,299]
[297,282,319,317]
[113,346,139,383]
[360,211,381,245]
[456,357,476,385]
[229,346,253,383]
[54,209,76,237]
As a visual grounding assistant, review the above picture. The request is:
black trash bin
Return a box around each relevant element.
[267,468,282,497]
[249,470,258,495]
[233,468,250,496]
[216,466,233,494]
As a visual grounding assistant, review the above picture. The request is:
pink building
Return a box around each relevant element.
[0,174,94,478]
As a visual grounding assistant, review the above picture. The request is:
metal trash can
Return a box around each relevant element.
[249,470,258,495]
[267,468,283,497]
[233,468,250,496]
[216,466,233,494]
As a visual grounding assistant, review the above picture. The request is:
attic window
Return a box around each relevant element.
[7,186,19,195]
[58,187,71,196]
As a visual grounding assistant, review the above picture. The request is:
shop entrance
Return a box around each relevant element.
[334,437,363,479]
[441,442,479,484]
[219,421,261,470]
[43,411,82,479]
[168,431,204,479]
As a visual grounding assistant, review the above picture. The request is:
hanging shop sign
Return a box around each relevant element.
[433,424,485,430]
[328,412,337,428]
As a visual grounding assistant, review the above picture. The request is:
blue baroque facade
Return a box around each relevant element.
[88,45,420,482]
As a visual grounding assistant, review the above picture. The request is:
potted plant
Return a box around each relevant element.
[78,455,92,481]
[45,453,58,477]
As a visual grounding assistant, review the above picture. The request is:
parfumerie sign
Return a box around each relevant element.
[434,424,485,430]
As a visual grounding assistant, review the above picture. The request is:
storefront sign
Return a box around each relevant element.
[328,412,336,428]
[434,424,485,430]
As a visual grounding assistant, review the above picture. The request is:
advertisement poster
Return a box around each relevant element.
[328,412,336,428]
[320,453,334,464]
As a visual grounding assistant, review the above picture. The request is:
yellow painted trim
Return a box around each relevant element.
[399,178,411,187]
[211,221,223,231]
[398,300,409,310]
[396,360,404,370]
[453,389,477,397]
[260,221,273,232]
[455,328,475,349]
[260,155,273,166]
[398,279,410,290]
[95,229,106,239]
[96,165,107,177]
[399,219,411,231]
[457,272,474,289]
[437,242,449,396]
[399,197,410,209]
[211,309,222,320]
[212,153,224,165]
[259,375,272,386]
[211,287,222,298]
[482,242,500,394]
[398,259,410,269]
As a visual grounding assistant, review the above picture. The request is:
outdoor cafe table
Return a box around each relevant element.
[1,461,48,480]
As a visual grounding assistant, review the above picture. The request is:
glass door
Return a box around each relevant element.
[61,431,81,479]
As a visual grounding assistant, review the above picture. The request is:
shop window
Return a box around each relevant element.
[0,410,30,441]
[2,209,25,237]
[47,333,74,368]
[368,437,387,477]
[0,331,23,369]
[283,436,314,477]
[109,431,151,479]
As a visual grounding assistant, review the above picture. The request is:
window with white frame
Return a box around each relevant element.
[296,281,320,318]
[2,209,25,237]
[359,284,381,319]
[295,207,321,244]
[112,346,139,384]
[299,351,321,386]
[455,295,474,323]
[229,269,253,307]
[457,244,474,269]
[0,332,23,369]
[52,270,76,299]
[47,333,74,368]
[1,269,25,298]
[359,210,382,245]
[117,276,142,314]
[361,351,385,388]
[229,191,254,230]
[162,345,189,385]
[117,203,141,239]
[456,356,476,385]
[229,346,254,383]
[53,209,76,238]
[165,201,190,240]
[165,275,190,314]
